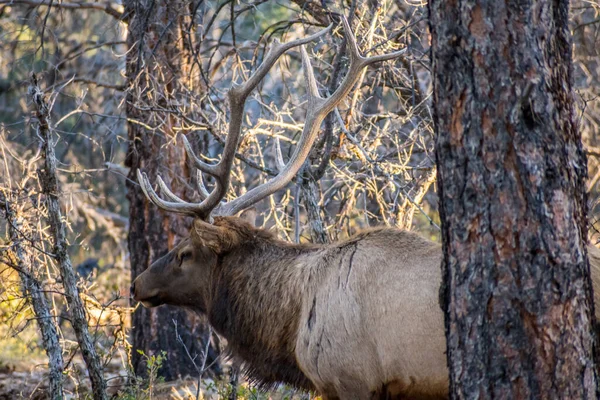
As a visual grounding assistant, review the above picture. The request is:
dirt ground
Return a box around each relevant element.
[0,356,127,399]
[0,360,307,399]
[0,363,220,400]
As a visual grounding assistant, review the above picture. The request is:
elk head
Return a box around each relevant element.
[131,213,257,310]
[131,17,405,308]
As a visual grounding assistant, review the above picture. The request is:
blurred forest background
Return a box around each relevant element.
[0,0,598,398]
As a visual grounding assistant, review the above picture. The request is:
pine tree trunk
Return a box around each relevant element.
[123,0,220,380]
[430,0,598,397]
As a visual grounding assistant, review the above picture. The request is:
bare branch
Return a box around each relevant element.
[0,0,125,20]
[1,194,64,399]
[29,75,108,400]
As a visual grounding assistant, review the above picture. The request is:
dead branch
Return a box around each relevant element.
[28,75,107,400]
[1,193,64,399]
[0,0,125,21]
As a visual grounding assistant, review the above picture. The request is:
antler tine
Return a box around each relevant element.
[321,16,405,115]
[196,25,333,216]
[196,169,210,200]
[273,137,286,172]
[157,175,185,203]
[340,15,364,65]
[363,48,407,65]
[182,135,217,176]
[137,170,200,216]
[232,24,333,100]
[301,45,322,101]
[215,16,405,217]
[137,26,332,219]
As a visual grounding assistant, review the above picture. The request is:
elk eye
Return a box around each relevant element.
[179,251,192,263]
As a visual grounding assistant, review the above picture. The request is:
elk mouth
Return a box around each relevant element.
[138,294,164,308]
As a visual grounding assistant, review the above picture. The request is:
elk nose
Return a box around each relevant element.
[130,282,136,299]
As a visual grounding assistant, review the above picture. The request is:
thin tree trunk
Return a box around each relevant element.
[301,176,328,244]
[123,0,220,380]
[29,78,107,400]
[1,195,64,399]
[430,0,598,398]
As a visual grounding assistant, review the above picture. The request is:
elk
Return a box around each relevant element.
[130,18,600,400]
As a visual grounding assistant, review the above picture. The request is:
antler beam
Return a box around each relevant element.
[138,24,332,218]
[138,17,405,219]
[215,17,405,216]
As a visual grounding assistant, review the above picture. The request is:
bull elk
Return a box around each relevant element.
[130,18,600,400]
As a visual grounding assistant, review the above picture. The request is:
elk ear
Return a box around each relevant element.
[192,219,236,253]
[238,208,257,226]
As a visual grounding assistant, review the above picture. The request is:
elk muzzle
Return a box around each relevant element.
[130,273,164,308]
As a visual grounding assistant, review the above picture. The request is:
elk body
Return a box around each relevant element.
[132,216,600,399]
[130,19,599,400]
[133,216,447,399]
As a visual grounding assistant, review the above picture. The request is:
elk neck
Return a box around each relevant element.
[205,229,326,390]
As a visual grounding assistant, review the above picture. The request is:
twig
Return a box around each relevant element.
[173,320,213,400]
[333,108,439,230]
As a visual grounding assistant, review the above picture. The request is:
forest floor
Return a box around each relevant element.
[0,357,307,399]
[0,361,222,399]
[0,321,305,399]
[0,354,128,399]
[0,362,221,399]
[0,309,305,399]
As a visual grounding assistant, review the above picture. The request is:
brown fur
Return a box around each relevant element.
[132,217,600,400]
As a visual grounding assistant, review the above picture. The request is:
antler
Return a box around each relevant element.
[138,17,405,219]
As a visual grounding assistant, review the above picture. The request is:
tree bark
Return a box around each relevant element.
[123,0,220,380]
[1,195,64,400]
[30,78,107,400]
[430,0,598,398]
[301,176,328,244]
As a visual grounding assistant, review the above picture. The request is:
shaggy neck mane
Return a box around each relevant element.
[206,217,321,391]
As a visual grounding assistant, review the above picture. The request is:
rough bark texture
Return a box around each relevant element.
[123,0,220,380]
[301,177,328,244]
[30,80,107,400]
[2,196,64,400]
[430,0,598,398]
